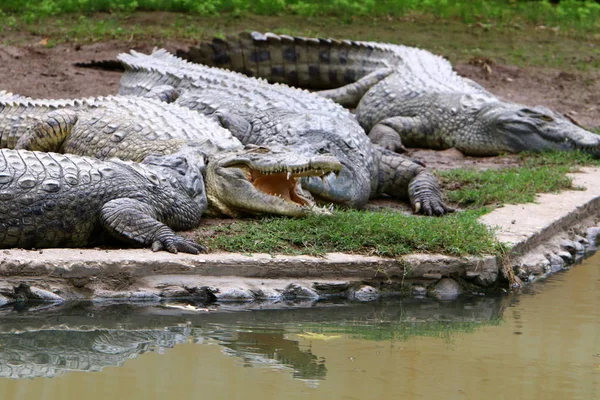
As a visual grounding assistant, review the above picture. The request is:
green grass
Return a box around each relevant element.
[204,208,502,257]
[2,1,600,32]
[437,150,598,208]
[2,1,600,72]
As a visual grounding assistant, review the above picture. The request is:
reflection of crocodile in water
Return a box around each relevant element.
[0,329,190,379]
[211,328,327,381]
[0,296,506,380]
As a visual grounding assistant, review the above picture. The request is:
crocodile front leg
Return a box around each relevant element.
[375,147,453,216]
[15,109,78,152]
[100,198,207,254]
[317,68,394,108]
[368,115,447,153]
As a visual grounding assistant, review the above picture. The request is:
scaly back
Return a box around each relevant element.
[177,31,487,95]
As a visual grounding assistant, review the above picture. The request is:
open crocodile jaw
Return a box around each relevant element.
[243,167,338,208]
[251,171,310,205]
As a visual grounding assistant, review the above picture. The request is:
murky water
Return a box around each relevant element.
[0,255,598,400]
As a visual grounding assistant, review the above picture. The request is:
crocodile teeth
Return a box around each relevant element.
[287,171,291,180]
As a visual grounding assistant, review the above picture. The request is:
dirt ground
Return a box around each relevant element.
[0,37,599,171]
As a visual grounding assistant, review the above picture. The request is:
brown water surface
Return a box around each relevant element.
[0,254,598,400]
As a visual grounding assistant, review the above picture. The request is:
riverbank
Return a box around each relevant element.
[2,167,599,304]
[1,11,600,303]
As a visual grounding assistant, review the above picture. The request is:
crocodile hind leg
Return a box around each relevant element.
[375,147,453,216]
[100,198,207,254]
[368,115,446,153]
[15,109,78,152]
[142,85,181,103]
[317,68,394,108]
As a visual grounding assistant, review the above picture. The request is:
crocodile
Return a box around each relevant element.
[0,91,341,218]
[0,148,208,253]
[110,49,452,215]
[177,32,600,157]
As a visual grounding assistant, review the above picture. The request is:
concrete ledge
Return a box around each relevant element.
[0,248,498,302]
[1,168,600,303]
[479,167,600,255]
[0,250,491,280]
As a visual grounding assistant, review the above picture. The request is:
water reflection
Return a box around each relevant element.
[215,328,327,381]
[0,295,506,381]
[0,329,189,379]
[0,259,598,400]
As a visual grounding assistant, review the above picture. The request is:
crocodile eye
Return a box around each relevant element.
[519,108,554,123]
[246,145,270,154]
[147,173,161,186]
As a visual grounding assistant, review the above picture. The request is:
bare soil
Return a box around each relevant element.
[0,37,598,172]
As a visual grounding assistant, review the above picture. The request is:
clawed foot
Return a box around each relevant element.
[151,235,208,254]
[408,173,455,216]
[368,123,407,153]
[413,197,455,216]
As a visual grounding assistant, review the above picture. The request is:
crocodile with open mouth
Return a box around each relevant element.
[98,48,452,215]
[0,91,341,219]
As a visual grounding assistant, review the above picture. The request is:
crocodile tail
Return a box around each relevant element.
[73,59,125,71]
[177,31,394,90]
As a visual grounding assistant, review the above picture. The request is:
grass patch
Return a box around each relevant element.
[2,1,600,33]
[2,4,600,71]
[204,208,502,257]
[438,150,599,208]
[440,166,573,207]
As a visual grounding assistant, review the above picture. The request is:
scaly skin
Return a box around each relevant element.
[113,49,452,215]
[0,92,237,159]
[0,328,191,379]
[0,92,340,218]
[178,32,600,157]
[0,148,207,253]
